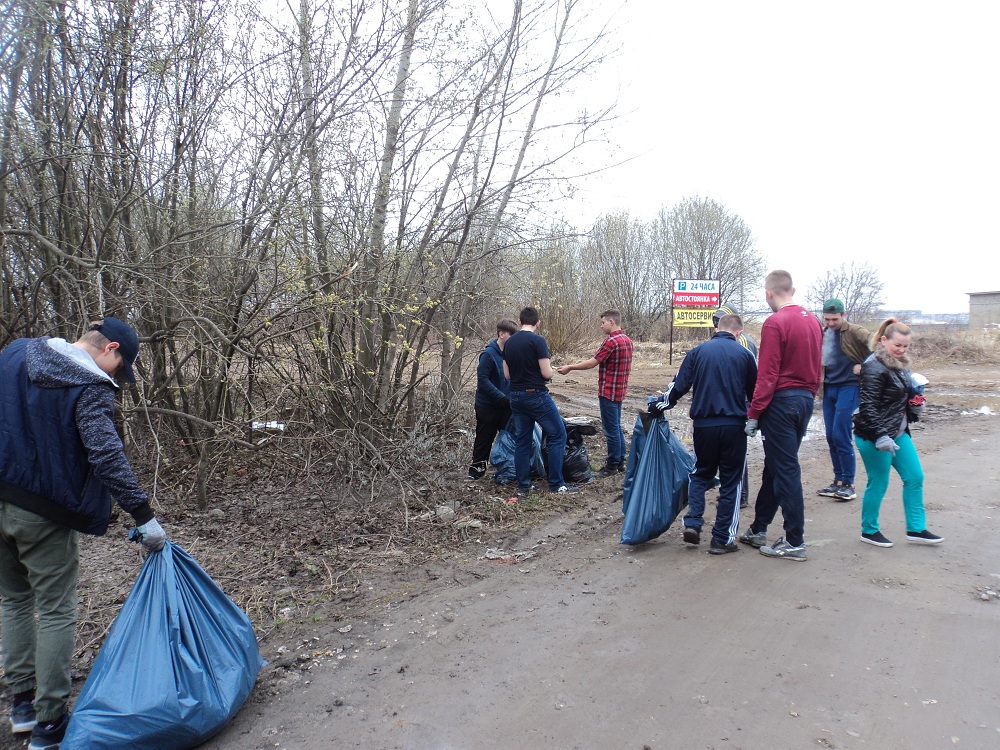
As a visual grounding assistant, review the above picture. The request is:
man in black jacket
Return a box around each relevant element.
[467,319,518,480]
[658,314,758,553]
[0,318,167,748]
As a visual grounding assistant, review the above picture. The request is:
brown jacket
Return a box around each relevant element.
[836,321,872,364]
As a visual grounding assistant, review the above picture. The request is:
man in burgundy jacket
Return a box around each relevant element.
[739,271,822,561]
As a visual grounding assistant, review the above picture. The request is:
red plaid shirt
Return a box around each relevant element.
[594,330,633,402]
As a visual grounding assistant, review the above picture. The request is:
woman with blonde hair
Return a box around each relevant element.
[852,318,943,547]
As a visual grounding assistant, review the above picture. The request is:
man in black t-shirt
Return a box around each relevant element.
[503,307,577,495]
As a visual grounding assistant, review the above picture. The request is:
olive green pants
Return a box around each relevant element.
[0,501,79,722]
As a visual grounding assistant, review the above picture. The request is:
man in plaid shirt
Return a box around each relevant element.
[558,309,634,477]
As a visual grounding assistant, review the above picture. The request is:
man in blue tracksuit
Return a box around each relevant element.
[657,314,758,553]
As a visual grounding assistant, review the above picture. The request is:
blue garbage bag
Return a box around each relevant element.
[621,412,694,545]
[62,541,264,749]
[490,423,545,484]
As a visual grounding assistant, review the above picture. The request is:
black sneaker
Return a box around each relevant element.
[708,538,739,555]
[861,531,893,547]
[617,459,627,473]
[597,465,619,479]
[682,526,701,545]
[10,693,36,733]
[28,712,68,750]
[516,484,539,497]
[906,529,944,544]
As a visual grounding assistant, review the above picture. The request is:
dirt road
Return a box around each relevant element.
[203,362,1000,750]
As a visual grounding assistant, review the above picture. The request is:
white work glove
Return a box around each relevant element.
[135,518,167,552]
[744,419,758,437]
[875,436,899,456]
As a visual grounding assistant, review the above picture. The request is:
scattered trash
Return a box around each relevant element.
[251,421,286,431]
[961,406,995,416]
[975,588,999,601]
[480,548,536,563]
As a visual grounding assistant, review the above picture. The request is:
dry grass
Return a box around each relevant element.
[910,328,1000,365]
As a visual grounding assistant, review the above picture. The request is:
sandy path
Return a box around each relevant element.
[204,408,1000,750]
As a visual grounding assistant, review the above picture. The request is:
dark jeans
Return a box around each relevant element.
[685,423,747,544]
[469,401,512,476]
[598,397,625,466]
[822,383,860,484]
[510,389,566,490]
[749,390,814,547]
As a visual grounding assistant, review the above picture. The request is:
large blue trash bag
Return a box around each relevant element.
[62,541,264,749]
[490,422,545,484]
[620,412,695,545]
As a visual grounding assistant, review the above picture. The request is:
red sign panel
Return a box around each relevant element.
[672,292,720,308]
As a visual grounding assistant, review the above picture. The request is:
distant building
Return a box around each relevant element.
[967,291,1000,329]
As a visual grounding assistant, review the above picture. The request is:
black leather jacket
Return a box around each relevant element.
[853,345,916,443]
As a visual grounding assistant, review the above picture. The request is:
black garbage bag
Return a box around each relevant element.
[490,422,545,484]
[620,412,694,545]
[562,423,594,484]
[540,418,598,485]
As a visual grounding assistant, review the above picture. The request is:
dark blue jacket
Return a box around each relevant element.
[0,337,154,534]
[667,331,758,426]
[475,339,509,408]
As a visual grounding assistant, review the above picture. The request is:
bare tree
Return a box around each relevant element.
[580,211,662,338]
[653,196,766,319]
[806,262,885,322]
[0,0,618,507]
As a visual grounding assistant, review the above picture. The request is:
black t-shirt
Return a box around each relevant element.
[503,330,550,391]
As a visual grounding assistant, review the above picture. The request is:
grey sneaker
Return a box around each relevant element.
[906,529,943,544]
[759,536,808,561]
[861,531,893,547]
[817,482,839,497]
[833,484,857,501]
[10,697,36,733]
[738,528,767,548]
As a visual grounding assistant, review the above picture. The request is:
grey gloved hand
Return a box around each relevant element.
[744,418,758,437]
[875,435,899,456]
[136,518,167,552]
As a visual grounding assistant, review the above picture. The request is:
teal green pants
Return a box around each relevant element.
[855,432,926,535]
[0,501,79,722]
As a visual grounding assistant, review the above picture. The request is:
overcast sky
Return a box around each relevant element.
[561,0,999,313]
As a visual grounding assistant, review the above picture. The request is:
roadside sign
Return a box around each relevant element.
[673,280,719,293]
[672,279,720,309]
[672,308,715,327]
[672,291,719,307]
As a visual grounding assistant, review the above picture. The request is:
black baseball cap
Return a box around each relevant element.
[97,318,140,382]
